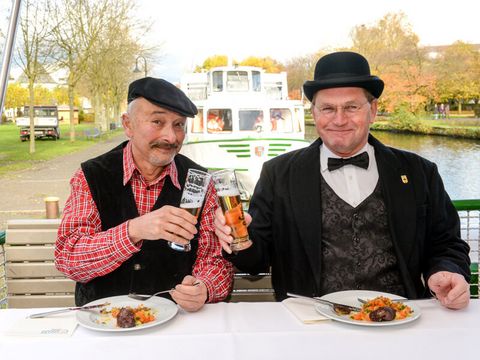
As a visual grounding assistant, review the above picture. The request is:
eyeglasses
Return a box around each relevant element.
[314,100,370,119]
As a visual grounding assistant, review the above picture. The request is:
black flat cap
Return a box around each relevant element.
[128,77,198,117]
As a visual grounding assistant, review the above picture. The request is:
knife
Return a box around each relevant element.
[287,292,361,312]
[28,302,111,319]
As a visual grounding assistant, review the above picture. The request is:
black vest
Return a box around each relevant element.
[76,141,206,306]
[320,176,406,297]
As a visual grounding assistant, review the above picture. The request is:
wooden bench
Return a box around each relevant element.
[5,219,75,308]
[4,218,274,307]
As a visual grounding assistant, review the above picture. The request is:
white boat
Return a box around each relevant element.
[180,65,310,197]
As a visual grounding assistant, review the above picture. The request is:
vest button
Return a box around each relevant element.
[133,263,142,271]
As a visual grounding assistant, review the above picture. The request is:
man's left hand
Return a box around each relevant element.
[171,275,207,312]
[427,271,470,310]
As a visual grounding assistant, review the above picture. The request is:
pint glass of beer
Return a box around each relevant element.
[212,169,252,251]
[168,168,211,252]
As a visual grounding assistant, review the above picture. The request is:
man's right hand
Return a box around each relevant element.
[128,205,198,245]
[213,207,252,254]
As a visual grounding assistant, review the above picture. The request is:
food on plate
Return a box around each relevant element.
[350,296,413,322]
[368,306,396,322]
[116,307,136,328]
[99,305,156,328]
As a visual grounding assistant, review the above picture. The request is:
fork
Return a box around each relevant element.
[128,281,201,301]
[128,289,174,301]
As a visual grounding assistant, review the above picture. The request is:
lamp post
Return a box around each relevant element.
[133,55,147,78]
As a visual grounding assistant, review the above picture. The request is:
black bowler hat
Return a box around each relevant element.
[303,51,384,101]
[128,77,198,117]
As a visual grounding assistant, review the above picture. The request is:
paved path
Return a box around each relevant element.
[0,133,127,230]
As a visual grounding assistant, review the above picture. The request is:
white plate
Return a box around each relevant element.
[76,295,178,332]
[314,290,421,327]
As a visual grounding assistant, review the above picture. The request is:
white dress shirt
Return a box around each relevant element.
[320,143,379,208]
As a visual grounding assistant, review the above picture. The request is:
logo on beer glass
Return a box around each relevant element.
[212,169,252,252]
[168,168,211,252]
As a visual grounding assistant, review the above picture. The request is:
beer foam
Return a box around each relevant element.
[217,189,240,197]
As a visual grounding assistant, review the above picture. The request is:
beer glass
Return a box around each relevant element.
[212,169,252,251]
[168,168,211,252]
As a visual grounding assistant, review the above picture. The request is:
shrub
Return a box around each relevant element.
[389,105,428,132]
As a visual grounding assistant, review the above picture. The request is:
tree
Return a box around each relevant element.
[284,51,326,100]
[4,83,29,120]
[15,0,56,153]
[195,55,228,72]
[49,0,108,141]
[81,0,154,131]
[239,56,284,73]
[434,41,480,113]
[350,12,430,113]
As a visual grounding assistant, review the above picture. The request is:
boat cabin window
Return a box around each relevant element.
[212,71,223,92]
[207,109,232,133]
[190,111,204,133]
[252,71,261,92]
[265,83,283,100]
[186,84,208,100]
[239,110,264,131]
[227,71,249,92]
[270,108,293,132]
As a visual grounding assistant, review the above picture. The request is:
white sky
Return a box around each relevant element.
[136,0,479,82]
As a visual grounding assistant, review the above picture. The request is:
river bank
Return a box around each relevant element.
[305,116,480,140]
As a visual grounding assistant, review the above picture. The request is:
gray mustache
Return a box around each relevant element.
[150,142,178,150]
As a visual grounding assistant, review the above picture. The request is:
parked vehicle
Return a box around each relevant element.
[15,105,60,141]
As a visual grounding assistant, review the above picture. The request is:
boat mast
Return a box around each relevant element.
[0,0,22,119]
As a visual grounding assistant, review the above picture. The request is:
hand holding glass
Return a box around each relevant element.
[168,169,211,252]
[212,169,252,252]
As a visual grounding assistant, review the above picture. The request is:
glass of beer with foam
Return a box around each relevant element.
[212,169,252,252]
[168,168,211,252]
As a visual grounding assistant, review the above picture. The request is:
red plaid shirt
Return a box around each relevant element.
[55,142,233,302]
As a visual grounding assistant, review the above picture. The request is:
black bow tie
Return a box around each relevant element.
[327,152,369,171]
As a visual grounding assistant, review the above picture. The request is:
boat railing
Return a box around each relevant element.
[453,199,480,298]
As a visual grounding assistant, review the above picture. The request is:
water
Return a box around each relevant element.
[305,125,480,200]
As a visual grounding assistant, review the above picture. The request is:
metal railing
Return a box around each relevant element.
[0,230,6,308]
[453,199,480,298]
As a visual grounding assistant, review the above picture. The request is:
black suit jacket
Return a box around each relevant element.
[226,135,470,300]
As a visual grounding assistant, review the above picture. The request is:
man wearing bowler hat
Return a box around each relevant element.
[56,77,233,311]
[214,51,471,309]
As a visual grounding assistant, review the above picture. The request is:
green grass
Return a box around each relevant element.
[0,123,122,176]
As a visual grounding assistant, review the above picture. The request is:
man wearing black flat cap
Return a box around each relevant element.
[56,77,233,311]
[214,51,471,310]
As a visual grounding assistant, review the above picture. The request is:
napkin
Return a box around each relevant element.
[5,313,78,337]
[282,297,329,324]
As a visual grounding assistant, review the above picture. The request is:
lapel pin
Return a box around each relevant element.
[401,175,408,184]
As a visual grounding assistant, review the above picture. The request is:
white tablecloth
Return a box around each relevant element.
[1,300,478,360]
